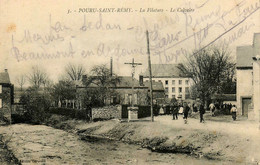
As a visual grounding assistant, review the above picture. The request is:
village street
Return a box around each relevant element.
[0,114,259,165]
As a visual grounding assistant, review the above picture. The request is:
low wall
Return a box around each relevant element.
[92,105,122,120]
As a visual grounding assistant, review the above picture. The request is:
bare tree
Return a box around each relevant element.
[27,65,49,89]
[90,64,120,87]
[65,63,86,82]
[178,46,235,104]
[84,64,120,106]
[16,74,26,91]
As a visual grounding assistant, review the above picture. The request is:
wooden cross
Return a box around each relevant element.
[124,58,142,78]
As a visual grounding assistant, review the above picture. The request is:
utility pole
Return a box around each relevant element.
[124,58,142,107]
[146,30,154,122]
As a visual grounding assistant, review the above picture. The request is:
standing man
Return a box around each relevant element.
[230,105,237,121]
[199,102,205,123]
[172,102,178,120]
[183,102,190,124]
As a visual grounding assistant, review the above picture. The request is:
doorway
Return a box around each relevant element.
[242,98,251,117]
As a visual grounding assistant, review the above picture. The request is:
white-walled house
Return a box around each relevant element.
[141,64,192,100]
[236,33,260,121]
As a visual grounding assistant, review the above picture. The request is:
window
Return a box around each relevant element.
[185,87,189,93]
[179,80,182,85]
[185,80,189,85]
[165,87,168,93]
[0,85,2,93]
[172,87,175,93]
[172,80,175,85]
[165,95,168,98]
[179,87,182,93]
[158,80,161,82]
[172,95,176,98]
[0,99,2,108]
[165,80,168,85]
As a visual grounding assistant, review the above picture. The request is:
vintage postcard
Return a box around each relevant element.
[0,0,259,164]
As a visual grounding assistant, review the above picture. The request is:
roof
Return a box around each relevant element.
[236,33,260,68]
[0,72,10,84]
[141,64,189,78]
[116,76,164,90]
[143,81,164,91]
[116,76,140,88]
[84,76,144,88]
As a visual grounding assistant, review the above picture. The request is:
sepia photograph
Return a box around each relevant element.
[0,0,259,164]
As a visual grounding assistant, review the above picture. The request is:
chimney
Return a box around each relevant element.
[110,57,113,76]
[139,75,143,86]
[4,69,8,72]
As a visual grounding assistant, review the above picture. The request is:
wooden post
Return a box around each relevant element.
[124,58,142,107]
[146,30,154,122]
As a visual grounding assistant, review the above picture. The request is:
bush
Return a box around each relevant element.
[47,107,91,120]
[19,87,51,124]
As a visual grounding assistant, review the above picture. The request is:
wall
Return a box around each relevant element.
[143,77,191,100]
[92,105,122,120]
[0,84,12,123]
[253,61,260,121]
[115,88,148,105]
[236,69,253,115]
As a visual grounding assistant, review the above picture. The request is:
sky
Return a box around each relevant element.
[0,0,259,86]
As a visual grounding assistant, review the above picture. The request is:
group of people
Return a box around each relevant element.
[162,101,238,124]
[208,102,237,121]
[168,101,206,124]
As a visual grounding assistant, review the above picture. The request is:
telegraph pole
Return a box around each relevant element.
[124,58,142,107]
[146,30,154,122]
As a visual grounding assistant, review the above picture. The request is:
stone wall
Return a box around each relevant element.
[92,105,122,120]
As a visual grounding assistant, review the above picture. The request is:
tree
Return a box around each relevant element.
[19,86,51,124]
[27,65,49,89]
[51,80,76,107]
[64,63,86,83]
[89,64,120,87]
[178,46,235,104]
[82,64,120,106]
[16,74,26,91]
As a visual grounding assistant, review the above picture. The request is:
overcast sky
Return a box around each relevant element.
[0,0,259,86]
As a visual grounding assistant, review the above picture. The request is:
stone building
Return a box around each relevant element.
[236,33,260,121]
[76,76,165,108]
[0,69,14,124]
[141,64,192,100]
